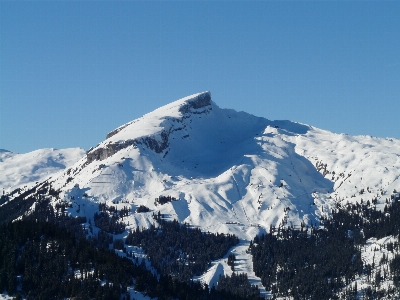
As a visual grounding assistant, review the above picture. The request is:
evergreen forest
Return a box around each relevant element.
[250,193,400,299]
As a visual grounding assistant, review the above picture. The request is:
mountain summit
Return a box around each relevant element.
[87,91,214,163]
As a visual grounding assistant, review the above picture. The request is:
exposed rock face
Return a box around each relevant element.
[136,131,169,153]
[86,140,135,163]
[86,132,171,164]
[179,92,211,113]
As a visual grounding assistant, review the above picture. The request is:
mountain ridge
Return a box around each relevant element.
[0,147,85,193]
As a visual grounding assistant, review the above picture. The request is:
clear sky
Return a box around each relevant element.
[1,1,399,153]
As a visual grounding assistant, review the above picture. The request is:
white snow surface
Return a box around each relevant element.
[6,92,400,292]
[0,293,12,300]
[194,241,269,297]
[0,148,85,192]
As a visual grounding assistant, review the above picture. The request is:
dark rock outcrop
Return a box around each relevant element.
[86,140,135,163]
[136,130,170,154]
[86,131,171,164]
[179,92,211,114]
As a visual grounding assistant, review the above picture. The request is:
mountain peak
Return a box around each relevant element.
[105,91,212,141]
[178,91,211,113]
[88,92,214,163]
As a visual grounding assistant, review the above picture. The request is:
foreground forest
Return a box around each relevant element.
[250,193,400,299]
[0,193,262,300]
[3,183,400,299]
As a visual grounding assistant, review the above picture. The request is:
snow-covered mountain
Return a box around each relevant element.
[41,92,400,237]
[3,91,400,297]
[0,147,85,193]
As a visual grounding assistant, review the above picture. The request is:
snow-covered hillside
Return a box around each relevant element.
[4,91,400,295]
[0,148,85,193]
[43,92,400,238]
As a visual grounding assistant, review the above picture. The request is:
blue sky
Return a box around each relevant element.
[1,1,399,153]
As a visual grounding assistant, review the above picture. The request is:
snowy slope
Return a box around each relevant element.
[0,148,85,193]
[5,91,400,292]
[50,92,400,236]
